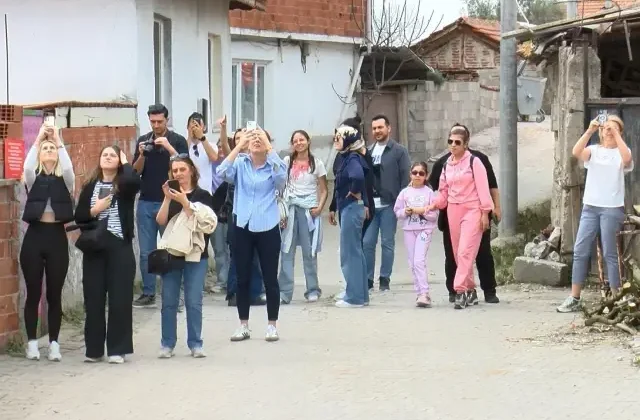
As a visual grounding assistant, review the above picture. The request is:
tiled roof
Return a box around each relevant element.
[577,0,640,16]
[413,17,500,53]
[462,17,500,42]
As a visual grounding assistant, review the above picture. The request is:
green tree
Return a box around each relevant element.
[464,0,565,24]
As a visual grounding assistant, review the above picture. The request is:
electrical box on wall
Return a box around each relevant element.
[197,98,209,133]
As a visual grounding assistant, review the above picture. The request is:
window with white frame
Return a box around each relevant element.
[153,14,172,109]
[231,62,265,130]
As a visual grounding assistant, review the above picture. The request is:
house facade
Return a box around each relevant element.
[228,0,366,160]
[0,0,264,134]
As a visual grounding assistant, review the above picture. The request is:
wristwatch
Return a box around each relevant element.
[199,136,206,142]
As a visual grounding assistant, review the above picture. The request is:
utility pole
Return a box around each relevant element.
[566,0,578,18]
[499,0,518,237]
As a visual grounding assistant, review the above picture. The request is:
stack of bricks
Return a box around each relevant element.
[0,105,22,351]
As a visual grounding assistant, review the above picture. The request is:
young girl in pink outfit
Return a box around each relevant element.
[426,125,494,309]
[394,162,438,308]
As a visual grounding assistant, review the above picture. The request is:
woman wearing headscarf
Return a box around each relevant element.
[332,116,371,308]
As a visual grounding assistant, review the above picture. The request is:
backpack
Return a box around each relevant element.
[442,154,475,182]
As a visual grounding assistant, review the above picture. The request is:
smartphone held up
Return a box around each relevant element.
[168,179,181,192]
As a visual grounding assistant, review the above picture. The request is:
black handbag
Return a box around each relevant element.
[148,249,185,275]
[73,201,115,253]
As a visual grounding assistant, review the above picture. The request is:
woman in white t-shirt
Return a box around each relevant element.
[557,115,634,313]
[278,130,329,304]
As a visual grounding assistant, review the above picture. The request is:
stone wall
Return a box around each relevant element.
[407,80,500,160]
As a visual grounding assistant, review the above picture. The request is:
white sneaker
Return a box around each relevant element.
[85,356,103,363]
[265,325,279,342]
[47,341,62,362]
[108,355,125,364]
[335,300,364,308]
[306,294,319,303]
[158,347,174,359]
[26,340,40,361]
[230,325,251,342]
[191,348,207,358]
[334,291,346,301]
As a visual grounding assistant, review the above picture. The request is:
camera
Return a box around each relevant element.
[142,134,160,155]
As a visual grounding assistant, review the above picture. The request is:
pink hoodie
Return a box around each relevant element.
[394,185,439,231]
[432,151,494,212]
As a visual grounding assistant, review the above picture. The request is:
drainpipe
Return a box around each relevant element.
[366,0,373,53]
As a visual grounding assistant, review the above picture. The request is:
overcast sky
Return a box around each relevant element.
[372,0,467,41]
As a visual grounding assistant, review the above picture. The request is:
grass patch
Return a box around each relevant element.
[2,333,25,357]
[61,303,85,328]
[492,199,552,285]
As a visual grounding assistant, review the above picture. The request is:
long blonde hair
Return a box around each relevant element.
[36,139,63,177]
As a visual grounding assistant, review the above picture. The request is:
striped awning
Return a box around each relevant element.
[229,0,266,11]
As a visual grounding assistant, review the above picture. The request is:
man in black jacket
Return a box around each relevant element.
[429,123,501,304]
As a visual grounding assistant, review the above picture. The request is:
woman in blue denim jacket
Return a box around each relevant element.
[557,115,633,313]
[332,116,371,308]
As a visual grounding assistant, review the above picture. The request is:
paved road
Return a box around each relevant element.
[0,227,637,420]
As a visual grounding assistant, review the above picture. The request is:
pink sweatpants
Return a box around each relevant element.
[403,230,432,295]
[447,202,484,293]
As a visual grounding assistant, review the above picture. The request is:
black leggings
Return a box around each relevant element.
[233,224,281,321]
[19,222,69,342]
[82,233,136,358]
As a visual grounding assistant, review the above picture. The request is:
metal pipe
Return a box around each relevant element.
[498,0,518,236]
[4,14,8,104]
[366,0,373,53]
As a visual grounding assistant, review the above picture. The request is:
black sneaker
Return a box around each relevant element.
[379,277,390,291]
[368,279,374,290]
[484,292,500,304]
[466,289,479,306]
[133,294,156,308]
[448,293,456,303]
[454,293,467,310]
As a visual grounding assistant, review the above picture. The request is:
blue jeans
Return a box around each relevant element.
[363,205,398,280]
[572,205,625,288]
[137,200,165,296]
[161,258,208,350]
[212,223,229,287]
[340,202,368,305]
[227,254,264,299]
[278,206,321,303]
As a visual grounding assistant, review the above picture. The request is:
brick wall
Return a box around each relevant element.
[422,32,499,71]
[229,0,366,38]
[407,81,500,161]
[0,182,20,350]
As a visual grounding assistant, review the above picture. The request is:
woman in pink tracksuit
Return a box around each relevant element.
[426,125,494,309]
[394,162,438,308]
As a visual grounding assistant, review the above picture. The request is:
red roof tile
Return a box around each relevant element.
[577,0,640,17]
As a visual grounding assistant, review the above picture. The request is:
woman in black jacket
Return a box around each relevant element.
[74,145,141,364]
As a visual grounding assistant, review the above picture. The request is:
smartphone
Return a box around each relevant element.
[44,115,55,127]
[597,113,607,125]
[168,179,180,191]
[98,186,113,199]
[246,120,257,131]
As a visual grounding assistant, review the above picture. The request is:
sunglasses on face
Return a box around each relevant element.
[447,139,462,146]
[411,170,426,177]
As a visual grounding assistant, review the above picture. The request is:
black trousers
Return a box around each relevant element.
[442,222,497,295]
[19,222,69,342]
[82,233,135,358]
[233,224,281,321]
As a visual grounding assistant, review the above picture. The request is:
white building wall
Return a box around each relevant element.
[230,38,358,166]
[0,0,138,105]
[136,0,232,135]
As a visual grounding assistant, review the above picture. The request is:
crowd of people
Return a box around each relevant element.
[18,104,633,364]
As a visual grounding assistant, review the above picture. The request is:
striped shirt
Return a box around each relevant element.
[216,151,287,232]
[90,181,123,239]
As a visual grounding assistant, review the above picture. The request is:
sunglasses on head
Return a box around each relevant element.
[170,153,189,161]
[411,170,426,177]
[447,139,462,146]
